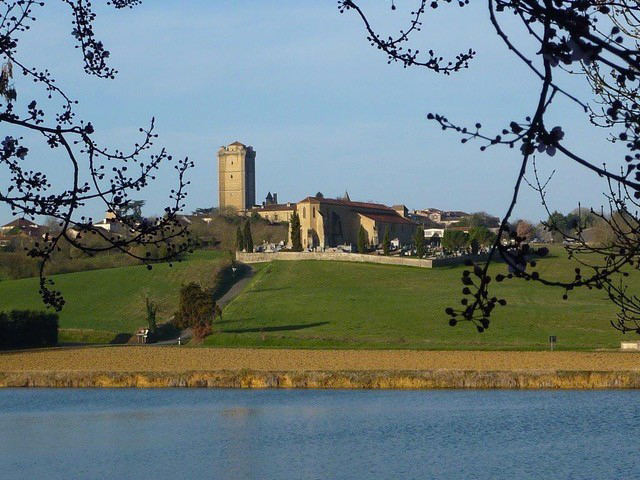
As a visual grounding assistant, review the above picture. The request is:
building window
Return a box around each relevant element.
[312,207,316,218]
[230,174,233,178]
[303,207,306,219]
[274,214,278,221]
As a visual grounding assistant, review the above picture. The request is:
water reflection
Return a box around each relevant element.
[0,389,639,480]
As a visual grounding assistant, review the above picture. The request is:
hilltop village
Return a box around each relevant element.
[0,140,501,253]
[217,141,500,251]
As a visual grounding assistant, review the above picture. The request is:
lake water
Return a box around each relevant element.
[1,389,639,479]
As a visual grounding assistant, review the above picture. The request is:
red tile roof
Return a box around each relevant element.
[299,196,391,211]
[251,204,296,212]
[359,212,417,225]
[1,218,40,229]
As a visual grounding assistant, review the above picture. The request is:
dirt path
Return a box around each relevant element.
[2,347,640,373]
[217,264,254,308]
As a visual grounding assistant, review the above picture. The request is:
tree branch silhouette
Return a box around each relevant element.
[342,0,640,333]
[0,0,193,311]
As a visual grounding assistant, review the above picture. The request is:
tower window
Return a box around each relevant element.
[313,207,316,218]
[230,175,233,178]
[303,208,306,219]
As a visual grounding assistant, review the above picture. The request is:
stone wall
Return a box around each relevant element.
[236,251,489,268]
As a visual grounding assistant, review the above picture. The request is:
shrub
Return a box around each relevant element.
[243,221,253,252]
[442,230,469,253]
[382,226,391,255]
[145,296,159,334]
[236,225,244,251]
[0,310,59,349]
[414,226,425,258]
[290,210,302,252]
[0,252,39,279]
[173,282,214,331]
[357,226,367,254]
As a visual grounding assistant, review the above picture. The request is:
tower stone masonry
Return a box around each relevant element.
[217,141,256,211]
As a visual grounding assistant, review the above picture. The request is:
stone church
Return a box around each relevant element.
[217,141,417,249]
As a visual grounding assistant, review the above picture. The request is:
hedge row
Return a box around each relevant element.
[0,310,59,349]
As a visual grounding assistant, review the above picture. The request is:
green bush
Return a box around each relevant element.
[357,226,367,254]
[0,310,59,349]
[290,211,302,252]
[173,282,214,331]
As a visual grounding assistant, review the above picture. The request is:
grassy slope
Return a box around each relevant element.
[204,250,635,350]
[0,250,227,336]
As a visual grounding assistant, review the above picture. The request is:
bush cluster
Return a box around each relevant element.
[173,282,217,341]
[0,310,59,349]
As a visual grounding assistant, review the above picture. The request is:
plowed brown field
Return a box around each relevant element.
[2,347,640,372]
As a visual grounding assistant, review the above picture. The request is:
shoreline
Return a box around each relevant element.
[2,347,640,389]
[3,369,640,389]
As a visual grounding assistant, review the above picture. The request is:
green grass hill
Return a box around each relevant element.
[203,251,633,350]
[0,247,635,350]
[0,250,228,343]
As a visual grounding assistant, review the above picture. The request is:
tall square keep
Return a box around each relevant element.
[217,141,256,211]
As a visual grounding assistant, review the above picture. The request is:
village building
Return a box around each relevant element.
[93,210,126,234]
[215,140,484,251]
[295,196,417,250]
[0,218,48,247]
[251,202,296,223]
[0,218,47,237]
[413,208,470,227]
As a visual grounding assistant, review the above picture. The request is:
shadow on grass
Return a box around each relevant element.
[222,321,329,334]
[110,333,133,344]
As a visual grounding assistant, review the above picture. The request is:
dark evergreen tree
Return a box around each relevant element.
[290,210,302,252]
[414,226,425,258]
[236,225,244,251]
[357,226,367,254]
[243,221,253,253]
[382,226,391,255]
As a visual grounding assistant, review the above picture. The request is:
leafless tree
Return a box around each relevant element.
[341,0,640,334]
[0,1,193,310]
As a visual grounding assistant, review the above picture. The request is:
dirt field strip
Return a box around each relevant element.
[2,347,640,373]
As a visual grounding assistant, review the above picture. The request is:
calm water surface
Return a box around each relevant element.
[1,389,639,479]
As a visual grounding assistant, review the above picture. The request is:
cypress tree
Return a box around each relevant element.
[290,210,302,252]
[382,226,391,255]
[357,225,367,254]
[243,220,253,253]
[414,226,425,258]
[236,225,244,251]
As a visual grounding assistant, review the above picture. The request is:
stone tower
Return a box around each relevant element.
[217,141,256,211]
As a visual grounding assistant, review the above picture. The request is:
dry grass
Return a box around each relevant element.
[2,346,640,373]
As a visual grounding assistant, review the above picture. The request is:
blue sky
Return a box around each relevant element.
[1,0,624,224]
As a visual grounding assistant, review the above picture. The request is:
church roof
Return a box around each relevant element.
[300,196,387,210]
[250,203,296,212]
[359,212,416,225]
[229,141,246,147]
